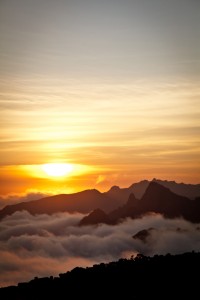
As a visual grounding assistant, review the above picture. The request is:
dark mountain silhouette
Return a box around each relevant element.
[136,181,189,218]
[109,192,139,221]
[152,178,200,199]
[0,189,117,221]
[132,228,155,243]
[80,182,200,225]
[79,208,111,226]
[137,182,200,222]
[79,193,139,226]
[105,179,149,203]
[105,179,200,202]
[0,179,199,221]
[0,252,199,299]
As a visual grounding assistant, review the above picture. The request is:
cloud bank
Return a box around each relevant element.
[0,211,199,287]
[0,192,50,209]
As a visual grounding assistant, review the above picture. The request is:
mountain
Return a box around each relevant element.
[120,181,200,222]
[105,179,200,202]
[79,193,140,226]
[0,179,199,221]
[104,180,149,203]
[132,228,155,242]
[79,208,111,226]
[152,178,200,199]
[0,252,199,299]
[0,189,118,221]
[137,181,189,218]
[108,193,139,222]
[80,182,200,225]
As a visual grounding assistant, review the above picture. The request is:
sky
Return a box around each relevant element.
[0,0,200,196]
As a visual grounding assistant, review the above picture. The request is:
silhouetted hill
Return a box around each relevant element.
[119,181,199,222]
[105,179,149,202]
[138,181,189,218]
[152,178,200,199]
[79,193,140,226]
[138,182,200,222]
[105,179,200,202]
[80,182,200,225]
[79,208,111,226]
[109,192,139,222]
[0,189,117,221]
[0,179,199,221]
[132,228,155,242]
[0,252,199,299]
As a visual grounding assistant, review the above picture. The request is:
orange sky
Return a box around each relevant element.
[1,78,199,196]
[0,0,200,196]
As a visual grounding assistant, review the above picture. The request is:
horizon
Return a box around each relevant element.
[1,176,200,198]
[0,177,199,212]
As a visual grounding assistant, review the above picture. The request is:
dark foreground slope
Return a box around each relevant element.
[0,252,199,299]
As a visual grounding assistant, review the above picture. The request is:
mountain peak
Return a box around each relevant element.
[126,193,138,208]
[129,180,149,189]
[139,181,191,218]
[152,178,177,184]
[144,181,171,196]
[141,181,173,206]
[108,185,120,192]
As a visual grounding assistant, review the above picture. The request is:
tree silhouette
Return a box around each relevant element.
[0,252,199,299]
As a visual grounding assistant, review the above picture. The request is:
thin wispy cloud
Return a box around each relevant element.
[0,192,50,210]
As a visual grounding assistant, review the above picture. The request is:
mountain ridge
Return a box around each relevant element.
[80,182,200,225]
[0,252,199,299]
[0,189,115,220]
[0,179,199,221]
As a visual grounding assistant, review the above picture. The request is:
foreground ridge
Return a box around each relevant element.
[0,252,199,299]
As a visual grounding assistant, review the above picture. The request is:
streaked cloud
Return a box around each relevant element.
[0,0,199,194]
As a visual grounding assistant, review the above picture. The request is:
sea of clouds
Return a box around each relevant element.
[0,211,199,287]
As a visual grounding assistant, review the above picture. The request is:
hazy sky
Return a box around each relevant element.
[0,0,200,195]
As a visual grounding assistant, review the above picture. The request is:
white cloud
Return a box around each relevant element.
[0,211,199,287]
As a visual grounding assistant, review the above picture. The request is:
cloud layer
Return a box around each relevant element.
[0,211,199,287]
[0,192,50,210]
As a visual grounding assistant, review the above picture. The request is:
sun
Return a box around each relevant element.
[42,163,73,177]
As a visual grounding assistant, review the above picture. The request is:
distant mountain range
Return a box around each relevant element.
[80,182,200,225]
[0,252,199,299]
[0,189,113,220]
[0,179,199,221]
[105,178,200,201]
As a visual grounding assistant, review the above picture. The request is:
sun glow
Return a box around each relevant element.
[42,163,73,177]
